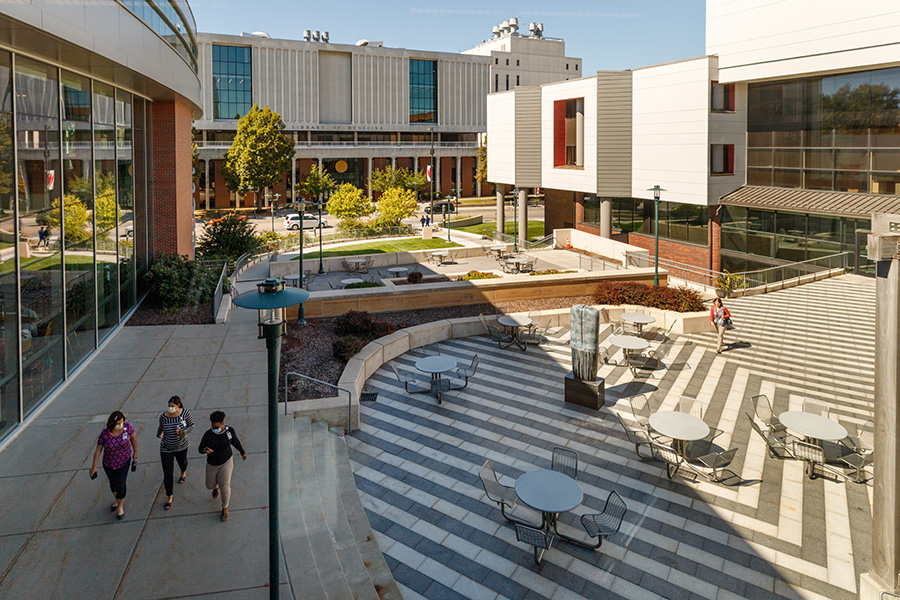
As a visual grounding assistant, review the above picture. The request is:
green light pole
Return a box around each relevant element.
[232,280,309,600]
[296,200,309,326]
[647,185,665,286]
[512,188,519,253]
[317,191,329,275]
[444,203,450,242]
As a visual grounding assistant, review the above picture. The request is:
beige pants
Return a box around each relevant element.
[716,323,726,350]
[205,457,234,509]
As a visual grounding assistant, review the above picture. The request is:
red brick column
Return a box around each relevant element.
[151,100,194,258]
[710,206,722,272]
[574,192,585,225]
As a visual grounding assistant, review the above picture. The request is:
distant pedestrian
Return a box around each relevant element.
[37,227,47,247]
[90,410,138,520]
[198,411,246,522]
[157,395,194,511]
[425,215,431,227]
[710,297,732,354]
[420,216,426,228]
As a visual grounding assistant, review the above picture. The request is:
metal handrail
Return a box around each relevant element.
[527,234,554,249]
[211,261,228,317]
[284,372,354,433]
[578,253,623,272]
[197,140,478,149]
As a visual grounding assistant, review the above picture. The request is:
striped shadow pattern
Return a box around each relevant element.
[348,275,874,600]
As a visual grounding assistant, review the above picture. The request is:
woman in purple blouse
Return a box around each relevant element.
[90,410,139,520]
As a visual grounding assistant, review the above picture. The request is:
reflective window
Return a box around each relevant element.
[117,90,135,314]
[583,198,708,245]
[409,59,437,123]
[93,82,119,341]
[212,45,252,120]
[0,50,18,437]
[119,0,197,72]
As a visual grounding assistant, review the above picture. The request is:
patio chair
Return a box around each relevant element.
[627,394,652,428]
[580,490,627,549]
[615,413,655,459]
[341,259,356,274]
[839,447,873,483]
[599,308,627,334]
[746,412,796,459]
[751,394,786,433]
[685,426,725,460]
[520,258,536,273]
[843,419,874,454]
[526,310,542,331]
[551,447,578,480]
[451,355,479,389]
[479,460,532,526]
[881,593,900,600]
[522,319,550,345]
[802,398,830,418]
[657,321,676,342]
[515,524,553,566]
[792,440,849,481]
[446,249,458,264]
[677,397,705,419]
[651,442,684,479]
[421,343,441,357]
[599,346,618,366]
[694,448,739,483]
[500,259,518,274]
[478,313,502,342]
[389,361,426,393]
[645,339,689,371]
[625,353,653,377]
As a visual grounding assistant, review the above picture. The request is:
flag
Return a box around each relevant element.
[46,170,55,191]
[426,165,432,182]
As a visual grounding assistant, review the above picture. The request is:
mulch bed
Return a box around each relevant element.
[125,301,215,326]
[280,295,592,400]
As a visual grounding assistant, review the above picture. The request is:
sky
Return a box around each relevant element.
[189,0,707,72]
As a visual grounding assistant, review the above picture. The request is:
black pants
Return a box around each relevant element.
[160,449,189,497]
[103,463,130,499]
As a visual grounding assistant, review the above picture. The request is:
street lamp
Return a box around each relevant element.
[295,200,311,326]
[264,192,281,232]
[231,279,309,600]
[511,188,519,253]
[444,203,450,242]
[317,190,329,274]
[429,126,435,219]
[647,185,666,286]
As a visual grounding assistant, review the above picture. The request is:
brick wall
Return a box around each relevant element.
[709,206,722,272]
[440,156,452,196]
[461,156,474,197]
[151,99,194,258]
[626,233,712,271]
[544,188,575,234]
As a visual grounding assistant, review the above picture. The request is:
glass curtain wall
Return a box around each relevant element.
[14,57,65,413]
[116,90,134,313]
[409,59,437,123]
[93,83,118,341]
[61,71,96,371]
[582,197,708,246]
[0,51,18,439]
[133,99,149,296]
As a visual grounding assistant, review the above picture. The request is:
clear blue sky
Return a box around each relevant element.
[189,1,707,72]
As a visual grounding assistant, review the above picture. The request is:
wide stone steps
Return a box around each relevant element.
[281,416,401,600]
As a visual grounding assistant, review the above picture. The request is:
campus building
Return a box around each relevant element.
[487,1,900,276]
[192,21,580,209]
[0,1,201,441]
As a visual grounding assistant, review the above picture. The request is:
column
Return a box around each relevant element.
[204,159,210,211]
[290,159,296,204]
[575,98,585,168]
[455,156,462,198]
[150,99,194,258]
[366,158,373,197]
[600,198,612,238]
[476,176,482,197]
[495,183,505,235]
[518,188,528,246]
[390,156,396,169]
[861,244,900,600]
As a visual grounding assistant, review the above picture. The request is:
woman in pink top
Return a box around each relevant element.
[90,410,139,520]
[709,297,732,354]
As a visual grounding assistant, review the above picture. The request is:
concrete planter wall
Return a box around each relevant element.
[269,245,488,278]
[448,215,484,229]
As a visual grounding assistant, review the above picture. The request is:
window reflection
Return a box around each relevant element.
[94,83,118,341]
[116,90,134,313]
[0,50,18,437]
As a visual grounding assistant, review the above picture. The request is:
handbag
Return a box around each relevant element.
[723,317,734,330]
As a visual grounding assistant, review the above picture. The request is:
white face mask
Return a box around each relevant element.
[167,406,177,414]
[213,427,224,434]
[113,423,124,431]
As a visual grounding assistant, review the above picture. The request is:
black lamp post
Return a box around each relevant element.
[647,185,666,286]
[317,191,329,274]
[231,279,309,600]
[296,200,310,326]
[511,188,519,253]
[429,126,435,218]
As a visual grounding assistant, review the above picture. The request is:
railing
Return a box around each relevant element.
[578,253,623,272]
[197,140,478,150]
[284,372,354,433]
[487,230,552,251]
[527,234,554,250]
[209,260,228,317]
[270,226,418,255]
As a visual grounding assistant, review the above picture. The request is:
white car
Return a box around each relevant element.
[283,214,324,230]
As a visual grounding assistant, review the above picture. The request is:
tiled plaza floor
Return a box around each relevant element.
[349,275,875,600]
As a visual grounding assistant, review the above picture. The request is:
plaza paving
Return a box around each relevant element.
[351,274,875,600]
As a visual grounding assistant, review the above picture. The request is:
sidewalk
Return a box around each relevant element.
[0,307,291,599]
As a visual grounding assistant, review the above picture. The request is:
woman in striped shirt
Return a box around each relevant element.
[157,395,194,510]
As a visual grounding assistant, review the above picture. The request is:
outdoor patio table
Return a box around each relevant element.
[283,274,302,288]
[621,312,657,336]
[608,334,650,359]
[507,256,527,272]
[497,315,532,351]
[515,469,590,547]
[347,258,366,265]
[387,266,408,276]
[649,410,710,457]
[431,251,450,265]
[778,411,847,443]
[415,355,457,403]
[341,278,363,286]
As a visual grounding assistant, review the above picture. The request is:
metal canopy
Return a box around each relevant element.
[720,185,900,218]
[232,287,310,310]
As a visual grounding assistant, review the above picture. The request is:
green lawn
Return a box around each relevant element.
[295,238,460,260]
[456,220,546,241]
[0,253,98,274]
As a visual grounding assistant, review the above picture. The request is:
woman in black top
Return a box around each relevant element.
[157,395,194,510]
[198,410,246,521]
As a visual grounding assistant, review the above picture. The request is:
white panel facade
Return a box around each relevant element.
[540,78,597,194]
[486,91,516,185]
[707,0,900,82]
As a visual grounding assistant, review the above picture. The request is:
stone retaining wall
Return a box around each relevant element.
[269,245,487,278]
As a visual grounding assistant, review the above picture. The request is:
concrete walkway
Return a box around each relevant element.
[0,307,292,599]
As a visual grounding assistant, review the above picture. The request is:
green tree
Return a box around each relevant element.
[192,127,202,185]
[475,136,488,185]
[45,194,91,243]
[374,187,417,227]
[405,169,427,199]
[222,104,293,208]
[823,83,900,132]
[297,163,336,202]
[94,186,117,234]
[326,183,374,228]
[196,214,260,261]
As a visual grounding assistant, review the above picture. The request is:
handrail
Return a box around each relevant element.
[527,234,554,249]
[197,140,478,150]
[211,261,228,317]
[284,372,354,433]
[578,253,623,272]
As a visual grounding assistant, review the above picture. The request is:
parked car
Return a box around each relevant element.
[283,214,324,230]
[424,200,458,214]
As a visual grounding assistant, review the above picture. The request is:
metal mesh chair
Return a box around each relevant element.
[515,524,553,565]
[840,449,873,483]
[695,448,739,482]
[792,441,848,480]
[802,398,830,418]
[479,460,530,526]
[677,397,705,419]
[580,490,627,549]
[751,394,785,432]
[615,413,655,459]
[389,361,425,393]
[478,314,502,342]
[551,447,578,480]
[881,591,900,599]
[747,412,795,459]
[452,354,479,389]
[844,419,874,454]
[522,319,550,345]
[651,442,684,479]
[627,394,652,428]
[421,343,441,357]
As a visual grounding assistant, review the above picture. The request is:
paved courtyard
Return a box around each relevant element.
[350,275,875,600]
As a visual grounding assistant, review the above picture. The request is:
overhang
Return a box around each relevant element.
[720,185,900,219]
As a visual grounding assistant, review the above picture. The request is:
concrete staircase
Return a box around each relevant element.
[280,416,402,600]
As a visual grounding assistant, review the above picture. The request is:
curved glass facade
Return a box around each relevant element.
[0,49,150,440]
[119,0,198,72]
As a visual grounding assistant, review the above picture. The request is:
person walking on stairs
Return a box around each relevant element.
[198,411,246,522]
[157,395,194,511]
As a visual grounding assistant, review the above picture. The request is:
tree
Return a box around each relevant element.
[374,187,417,227]
[94,185,117,235]
[475,135,488,185]
[192,127,202,185]
[195,214,260,261]
[405,169,427,199]
[823,83,900,132]
[222,104,293,208]
[297,163,336,202]
[326,183,374,228]
[45,194,91,243]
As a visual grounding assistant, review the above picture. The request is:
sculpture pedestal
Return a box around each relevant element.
[564,372,604,410]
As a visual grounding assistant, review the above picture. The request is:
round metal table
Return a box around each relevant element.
[649,410,710,456]
[341,278,363,286]
[283,274,302,288]
[778,411,848,442]
[515,470,587,547]
[621,312,657,335]
[387,267,408,276]
[608,334,650,359]
[497,315,532,350]
[415,356,457,403]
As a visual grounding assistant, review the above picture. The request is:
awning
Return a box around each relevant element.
[719,185,900,219]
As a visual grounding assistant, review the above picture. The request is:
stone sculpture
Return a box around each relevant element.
[570,304,599,381]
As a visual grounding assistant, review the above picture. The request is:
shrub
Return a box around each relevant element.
[196,214,260,261]
[256,230,282,246]
[529,269,576,276]
[346,281,382,289]
[146,252,222,312]
[333,310,376,337]
[332,335,365,362]
[407,271,424,284]
[592,281,705,313]
[455,270,500,281]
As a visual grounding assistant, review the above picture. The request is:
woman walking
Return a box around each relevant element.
[157,395,194,510]
[198,411,246,522]
[90,410,138,520]
[710,297,732,354]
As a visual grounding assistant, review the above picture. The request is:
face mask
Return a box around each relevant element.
[167,406,177,414]
[213,427,223,434]
[113,423,124,431]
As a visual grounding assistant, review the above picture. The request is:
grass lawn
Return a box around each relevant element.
[1,253,98,274]
[295,238,460,260]
[456,220,545,241]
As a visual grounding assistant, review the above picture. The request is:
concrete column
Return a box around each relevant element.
[518,188,528,246]
[390,156,396,169]
[366,158,372,196]
[476,177,482,198]
[290,159,295,204]
[600,198,612,238]
[575,98,585,168]
[204,159,210,211]
[455,156,462,198]
[495,184,505,235]
[861,250,900,600]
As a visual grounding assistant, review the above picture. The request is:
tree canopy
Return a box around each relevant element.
[374,187,417,227]
[222,104,293,203]
[326,183,374,228]
[475,136,487,185]
[297,163,337,202]
[45,194,91,243]
[369,166,426,196]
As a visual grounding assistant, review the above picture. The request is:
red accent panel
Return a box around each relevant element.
[727,144,735,174]
[728,84,735,111]
[553,100,566,167]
